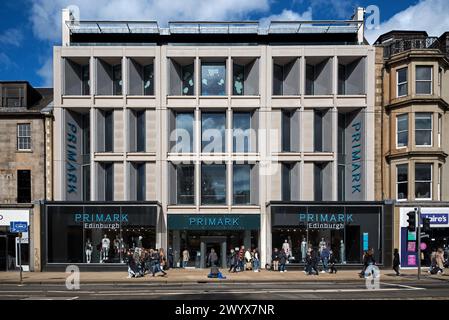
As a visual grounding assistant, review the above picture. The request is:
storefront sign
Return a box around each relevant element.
[0,210,30,226]
[408,255,416,265]
[421,213,448,225]
[407,241,416,252]
[298,213,353,230]
[65,110,82,201]
[168,214,260,230]
[73,213,129,230]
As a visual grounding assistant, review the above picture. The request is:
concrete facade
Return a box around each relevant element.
[51,8,376,267]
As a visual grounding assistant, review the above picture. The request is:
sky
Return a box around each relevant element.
[1,0,448,88]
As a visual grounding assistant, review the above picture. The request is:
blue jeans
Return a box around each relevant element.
[322,257,329,272]
[182,261,188,268]
[253,260,260,271]
[279,263,286,272]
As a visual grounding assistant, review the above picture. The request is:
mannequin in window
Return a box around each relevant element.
[85,238,93,263]
[340,240,346,264]
[101,234,110,263]
[319,238,326,254]
[282,240,290,262]
[301,237,307,262]
[288,236,293,260]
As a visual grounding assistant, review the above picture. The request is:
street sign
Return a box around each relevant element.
[10,221,28,233]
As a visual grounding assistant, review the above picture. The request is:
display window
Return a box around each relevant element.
[44,204,158,264]
[271,204,383,264]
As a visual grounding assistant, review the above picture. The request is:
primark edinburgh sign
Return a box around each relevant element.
[168,214,260,230]
[73,213,129,230]
[298,213,354,230]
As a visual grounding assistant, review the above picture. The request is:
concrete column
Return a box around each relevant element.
[221,241,227,268]
[200,241,206,268]
[172,230,180,267]
[244,230,251,249]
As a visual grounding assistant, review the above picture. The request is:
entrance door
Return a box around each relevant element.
[200,236,227,268]
[0,236,6,271]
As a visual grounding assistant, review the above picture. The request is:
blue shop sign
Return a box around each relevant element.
[168,214,260,230]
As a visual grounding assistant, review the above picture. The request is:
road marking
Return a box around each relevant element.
[380,282,424,290]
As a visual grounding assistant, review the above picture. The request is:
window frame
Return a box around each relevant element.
[17,123,31,151]
[396,113,408,149]
[396,163,408,201]
[415,163,432,201]
[396,67,408,98]
[415,112,433,147]
[415,65,433,95]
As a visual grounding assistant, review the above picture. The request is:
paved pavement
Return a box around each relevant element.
[1,268,448,284]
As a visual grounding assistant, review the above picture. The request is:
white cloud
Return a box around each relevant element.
[0,28,24,47]
[37,56,53,87]
[365,0,449,44]
[259,7,313,27]
[28,0,314,85]
[29,0,271,42]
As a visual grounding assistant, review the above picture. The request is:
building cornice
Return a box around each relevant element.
[385,97,449,111]
[384,50,449,67]
[385,150,448,162]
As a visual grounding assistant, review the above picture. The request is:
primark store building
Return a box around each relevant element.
[41,7,393,270]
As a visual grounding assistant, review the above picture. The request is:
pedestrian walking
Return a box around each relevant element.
[252,248,260,272]
[320,245,330,273]
[167,247,174,269]
[311,248,319,275]
[228,249,236,272]
[328,250,337,274]
[436,248,445,275]
[272,248,280,271]
[393,248,401,276]
[361,248,377,278]
[207,248,218,267]
[279,249,287,272]
[182,248,190,268]
[245,249,252,271]
[238,246,245,272]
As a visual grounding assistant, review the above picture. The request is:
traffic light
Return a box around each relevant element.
[422,217,431,234]
[407,211,416,232]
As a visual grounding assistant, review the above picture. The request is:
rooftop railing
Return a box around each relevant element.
[382,37,441,58]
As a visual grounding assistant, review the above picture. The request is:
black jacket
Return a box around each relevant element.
[393,252,400,266]
[272,251,280,261]
[279,252,287,264]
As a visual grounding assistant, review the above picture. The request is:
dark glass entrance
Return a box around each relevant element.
[0,235,6,271]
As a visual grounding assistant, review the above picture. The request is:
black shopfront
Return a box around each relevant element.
[270,202,393,267]
[42,202,160,270]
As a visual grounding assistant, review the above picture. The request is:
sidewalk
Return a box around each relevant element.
[1,268,447,284]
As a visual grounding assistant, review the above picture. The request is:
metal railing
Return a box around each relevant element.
[383,37,441,58]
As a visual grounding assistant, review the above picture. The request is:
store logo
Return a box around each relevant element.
[66,121,79,194]
[188,217,240,227]
[73,213,129,223]
[298,213,353,223]
[351,121,362,194]
[421,213,448,225]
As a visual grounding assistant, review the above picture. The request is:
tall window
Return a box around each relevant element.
[233,164,250,205]
[233,112,251,153]
[314,110,323,152]
[136,110,146,152]
[314,163,323,201]
[136,163,145,201]
[17,170,31,203]
[438,114,442,148]
[281,163,292,201]
[182,64,194,96]
[201,112,226,153]
[112,64,122,95]
[175,112,194,153]
[143,64,154,96]
[17,123,31,151]
[416,66,432,95]
[201,164,226,205]
[397,68,408,97]
[81,64,90,95]
[176,164,194,205]
[233,64,245,95]
[201,63,226,96]
[104,110,114,152]
[415,113,432,146]
[415,163,432,200]
[396,114,408,148]
[104,163,114,201]
[282,110,292,152]
[337,113,346,201]
[396,164,408,200]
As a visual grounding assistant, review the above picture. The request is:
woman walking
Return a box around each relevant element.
[393,248,401,276]
[279,249,287,273]
[252,248,260,272]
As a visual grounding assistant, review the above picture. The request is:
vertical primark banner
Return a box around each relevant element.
[345,109,365,201]
[65,110,82,201]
